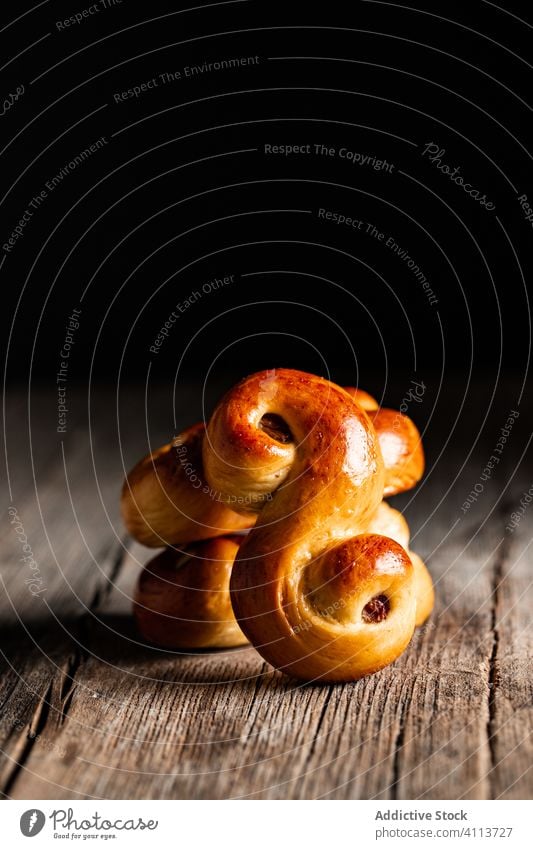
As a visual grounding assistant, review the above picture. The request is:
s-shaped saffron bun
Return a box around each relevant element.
[203,369,420,681]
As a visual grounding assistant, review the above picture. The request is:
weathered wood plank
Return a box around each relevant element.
[1,382,531,800]
[3,543,295,798]
[2,487,492,800]
[390,513,501,800]
[0,386,137,796]
[488,507,533,800]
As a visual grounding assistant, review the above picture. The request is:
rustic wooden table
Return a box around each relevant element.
[1,379,532,799]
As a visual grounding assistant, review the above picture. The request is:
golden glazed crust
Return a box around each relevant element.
[344,388,425,497]
[133,536,248,649]
[343,386,380,411]
[123,373,433,660]
[368,408,425,497]
[121,423,254,547]
[132,499,433,652]
[410,551,435,627]
[366,501,433,627]
[204,369,421,681]
[121,385,423,545]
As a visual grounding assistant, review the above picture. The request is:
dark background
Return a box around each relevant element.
[1,0,531,409]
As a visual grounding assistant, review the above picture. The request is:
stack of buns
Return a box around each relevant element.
[121,369,433,682]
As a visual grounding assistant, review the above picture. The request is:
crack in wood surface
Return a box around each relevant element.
[1,680,53,797]
[0,539,129,797]
[389,681,416,800]
[58,651,83,726]
[485,534,508,797]
[57,539,130,725]
[304,686,333,773]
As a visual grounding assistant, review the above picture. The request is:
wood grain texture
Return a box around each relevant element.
[1,381,531,799]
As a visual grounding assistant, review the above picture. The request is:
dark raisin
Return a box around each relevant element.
[260,413,293,444]
[362,594,390,623]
